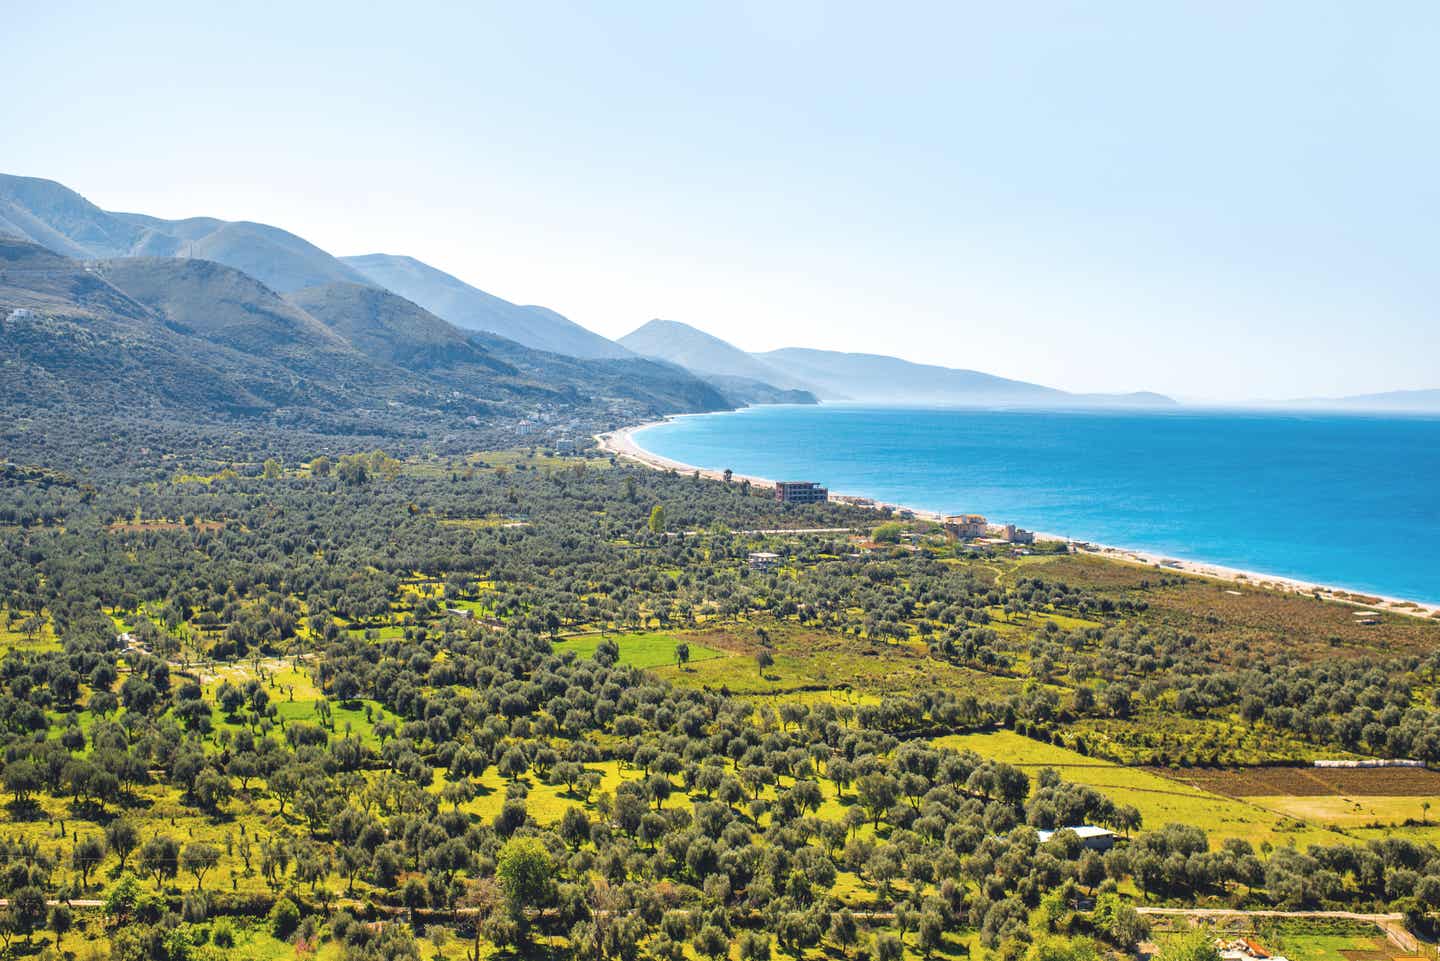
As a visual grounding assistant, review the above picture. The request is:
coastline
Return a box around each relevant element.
[596,418,1440,621]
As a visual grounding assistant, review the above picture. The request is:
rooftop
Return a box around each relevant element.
[1036,825,1115,842]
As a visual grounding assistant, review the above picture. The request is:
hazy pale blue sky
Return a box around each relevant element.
[6,1,1438,400]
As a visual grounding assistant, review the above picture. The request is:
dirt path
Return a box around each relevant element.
[1136,907,1419,952]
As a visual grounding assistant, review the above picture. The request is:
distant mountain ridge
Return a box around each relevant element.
[622,319,1175,407]
[3,171,1177,412]
[620,320,816,392]
[1288,388,1440,413]
[286,282,513,374]
[113,212,376,291]
[0,237,731,433]
[0,174,376,293]
[341,253,629,360]
[0,174,638,362]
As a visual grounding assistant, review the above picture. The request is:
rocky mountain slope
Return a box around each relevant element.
[0,239,732,437]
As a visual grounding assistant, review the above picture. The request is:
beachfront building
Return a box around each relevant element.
[944,514,988,538]
[748,551,780,571]
[990,523,1036,545]
[775,481,829,504]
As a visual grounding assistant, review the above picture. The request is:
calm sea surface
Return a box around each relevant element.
[634,405,1440,603]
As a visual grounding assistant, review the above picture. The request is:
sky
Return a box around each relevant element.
[5,1,1438,401]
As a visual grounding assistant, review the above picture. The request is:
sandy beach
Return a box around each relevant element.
[597,419,948,521]
[596,419,780,491]
[597,419,1440,621]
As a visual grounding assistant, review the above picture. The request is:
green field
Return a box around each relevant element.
[10,445,1440,960]
[1250,794,1438,830]
[1269,934,1388,961]
[936,731,1351,849]
[552,630,728,669]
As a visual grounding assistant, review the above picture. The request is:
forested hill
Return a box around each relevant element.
[0,173,637,361]
[0,238,734,447]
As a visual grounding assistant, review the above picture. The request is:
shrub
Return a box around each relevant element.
[270,896,301,938]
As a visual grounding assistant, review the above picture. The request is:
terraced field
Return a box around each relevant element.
[1157,765,1440,797]
[1155,765,1440,835]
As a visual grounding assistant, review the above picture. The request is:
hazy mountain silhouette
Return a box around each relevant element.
[621,318,1174,407]
[342,253,631,360]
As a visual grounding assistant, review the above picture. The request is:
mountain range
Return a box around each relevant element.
[20,171,1427,431]
[0,173,637,361]
[2,172,1184,426]
[340,253,628,360]
[620,319,1174,408]
[0,236,728,438]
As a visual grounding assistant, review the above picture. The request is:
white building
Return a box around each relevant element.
[748,552,780,571]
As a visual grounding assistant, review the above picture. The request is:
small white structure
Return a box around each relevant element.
[1315,758,1425,768]
[1218,938,1287,961]
[1036,825,1116,851]
[748,551,780,571]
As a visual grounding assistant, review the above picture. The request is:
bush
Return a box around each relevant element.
[182,892,208,923]
[213,920,236,949]
[873,522,904,544]
[270,896,301,938]
[873,931,903,961]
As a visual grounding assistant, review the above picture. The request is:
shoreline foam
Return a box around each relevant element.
[596,417,1440,621]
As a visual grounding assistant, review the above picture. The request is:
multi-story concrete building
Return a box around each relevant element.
[944,514,988,538]
[775,481,829,504]
[990,523,1036,545]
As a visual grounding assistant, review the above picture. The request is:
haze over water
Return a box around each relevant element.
[635,405,1440,604]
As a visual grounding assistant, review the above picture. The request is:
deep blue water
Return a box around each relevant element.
[634,405,1440,604]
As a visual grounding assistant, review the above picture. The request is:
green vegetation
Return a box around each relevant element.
[552,631,727,670]
[2,442,1440,959]
[934,732,1349,850]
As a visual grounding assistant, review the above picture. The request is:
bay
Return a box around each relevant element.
[634,405,1440,604]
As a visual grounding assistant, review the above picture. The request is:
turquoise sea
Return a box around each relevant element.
[633,405,1440,604]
